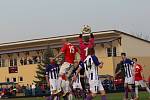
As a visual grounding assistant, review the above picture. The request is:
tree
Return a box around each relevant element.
[34,46,54,85]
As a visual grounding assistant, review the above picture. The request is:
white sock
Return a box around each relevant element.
[57,77,62,91]
[146,87,150,94]
[68,93,73,100]
[135,86,139,97]
[65,80,70,93]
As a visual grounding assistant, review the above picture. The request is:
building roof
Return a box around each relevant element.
[0,30,149,47]
[0,30,149,54]
[113,30,150,44]
[0,30,116,47]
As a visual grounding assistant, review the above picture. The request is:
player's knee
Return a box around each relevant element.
[100,90,106,96]
[91,93,96,97]
[124,84,128,88]
[52,90,57,95]
[128,85,133,90]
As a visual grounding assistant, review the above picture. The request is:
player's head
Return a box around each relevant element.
[49,57,55,64]
[83,36,89,43]
[132,58,137,63]
[121,52,126,60]
[87,48,95,55]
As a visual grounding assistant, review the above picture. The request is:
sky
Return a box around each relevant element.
[0,0,150,43]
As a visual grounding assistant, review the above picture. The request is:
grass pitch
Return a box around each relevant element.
[1,92,149,100]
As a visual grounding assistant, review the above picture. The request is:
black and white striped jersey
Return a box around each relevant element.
[83,55,101,81]
[45,64,59,80]
[122,59,134,78]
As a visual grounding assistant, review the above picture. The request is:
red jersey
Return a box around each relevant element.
[61,42,78,64]
[134,64,143,81]
[79,37,94,61]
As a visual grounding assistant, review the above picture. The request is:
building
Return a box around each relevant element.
[0,30,150,85]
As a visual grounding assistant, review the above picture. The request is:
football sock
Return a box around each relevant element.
[135,86,139,97]
[101,95,107,100]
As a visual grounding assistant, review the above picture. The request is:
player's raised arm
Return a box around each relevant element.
[54,41,66,59]
[90,32,94,38]
[54,51,63,60]
[78,32,84,45]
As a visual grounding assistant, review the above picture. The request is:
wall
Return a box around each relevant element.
[121,34,150,57]
[0,64,38,86]
[98,57,114,76]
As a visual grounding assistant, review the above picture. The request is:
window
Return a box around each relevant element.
[7,78,10,82]
[19,77,23,81]
[2,59,5,67]
[9,58,18,67]
[106,47,117,57]
[10,59,13,66]
[107,48,112,57]
[13,78,16,82]
[14,58,17,66]
[0,58,5,67]
[113,47,116,57]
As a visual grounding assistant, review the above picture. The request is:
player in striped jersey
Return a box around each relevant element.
[73,48,106,100]
[45,58,60,100]
[115,53,135,100]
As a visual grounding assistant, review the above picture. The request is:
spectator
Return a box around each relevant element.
[26,84,30,90]
[22,84,26,96]
[31,83,36,96]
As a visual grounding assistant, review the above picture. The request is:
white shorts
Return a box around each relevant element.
[49,79,57,92]
[135,80,147,87]
[125,77,134,84]
[73,82,82,89]
[89,80,104,93]
[59,62,73,76]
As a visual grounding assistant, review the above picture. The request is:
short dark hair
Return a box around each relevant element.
[132,58,137,61]
[121,53,126,56]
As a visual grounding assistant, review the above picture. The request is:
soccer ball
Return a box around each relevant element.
[81,25,91,34]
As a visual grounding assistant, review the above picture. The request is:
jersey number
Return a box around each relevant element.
[69,46,75,53]
[84,47,88,56]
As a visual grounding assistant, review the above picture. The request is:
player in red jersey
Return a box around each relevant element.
[54,38,78,96]
[78,26,95,96]
[132,58,150,100]
[79,32,94,61]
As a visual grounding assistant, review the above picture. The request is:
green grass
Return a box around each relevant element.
[1,92,149,100]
